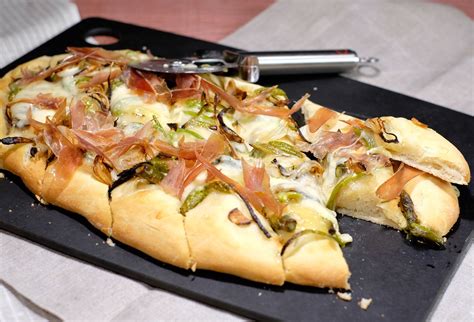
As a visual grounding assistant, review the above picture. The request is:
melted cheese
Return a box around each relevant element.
[210,156,344,234]
[228,112,288,144]
[111,85,193,128]
[10,77,76,127]
[286,202,333,232]
[270,174,339,230]
[215,155,244,183]
[321,152,348,201]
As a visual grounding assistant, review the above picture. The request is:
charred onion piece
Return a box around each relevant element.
[277,163,292,177]
[0,136,34,145]
[217,108,243,143]
[108,162,147,199]
[234,190,271,238]
[30,147,38,157]
[371,118,399,143]
[228,208,251,225]
[167,123,178,131]
[270,214,297,232]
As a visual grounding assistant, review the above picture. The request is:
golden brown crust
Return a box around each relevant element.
[110,179,192,269]
[185,192,285,285]
[283,235,350,289]
[41,162,112,235]
[371,117,470,185]
[1,143,46,196]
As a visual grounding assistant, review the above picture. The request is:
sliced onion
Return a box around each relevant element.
[228,208,251,225]
[93,155,113,186]
[0,136,34,145]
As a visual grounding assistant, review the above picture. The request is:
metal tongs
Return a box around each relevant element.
[130,49,378,83]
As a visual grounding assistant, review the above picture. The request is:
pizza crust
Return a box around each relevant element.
[41,163,112,235]
[404,173,459,236]
[370,117,470,185]
[283,234,350,289]
[110,179,192,269]
[1,143,45,196]
[185,192,285,285]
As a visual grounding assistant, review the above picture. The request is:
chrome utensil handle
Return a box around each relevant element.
[237,49,378,82]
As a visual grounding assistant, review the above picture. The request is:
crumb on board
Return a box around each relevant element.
[0,172,5,179]
[8,209,12,213]
[35,194,48,205]
[358,298,373,310]
[106,238,115,247]
[191,261,197,272]
[31,203,35,207]
[337,291,352,301]
[258,292,262,296]
[328,288,334,294]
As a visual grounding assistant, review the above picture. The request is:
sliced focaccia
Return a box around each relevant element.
[299,100,467,245]
[365,116,470,185]
[0,47,469,292]
[0,48,352,289]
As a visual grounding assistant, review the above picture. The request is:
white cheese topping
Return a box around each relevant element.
[229,112,288,144]
[10,79,76,127]
[111,84,193,129]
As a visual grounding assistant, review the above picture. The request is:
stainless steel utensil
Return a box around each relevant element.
[130,49,378,82]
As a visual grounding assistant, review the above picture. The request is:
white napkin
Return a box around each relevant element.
[221,0,474,116]
[0,0,80,68]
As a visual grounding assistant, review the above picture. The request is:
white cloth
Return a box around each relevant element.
[0,0,81,68]
[0,0,473,321]
[222,0,474,116]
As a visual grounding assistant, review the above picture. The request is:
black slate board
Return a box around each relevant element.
[1,18,473,321]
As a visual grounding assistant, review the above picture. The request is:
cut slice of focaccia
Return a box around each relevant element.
[299,100,467,245]
[0,49,352,290]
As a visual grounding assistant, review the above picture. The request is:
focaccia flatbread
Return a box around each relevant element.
[0,47,469,291]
